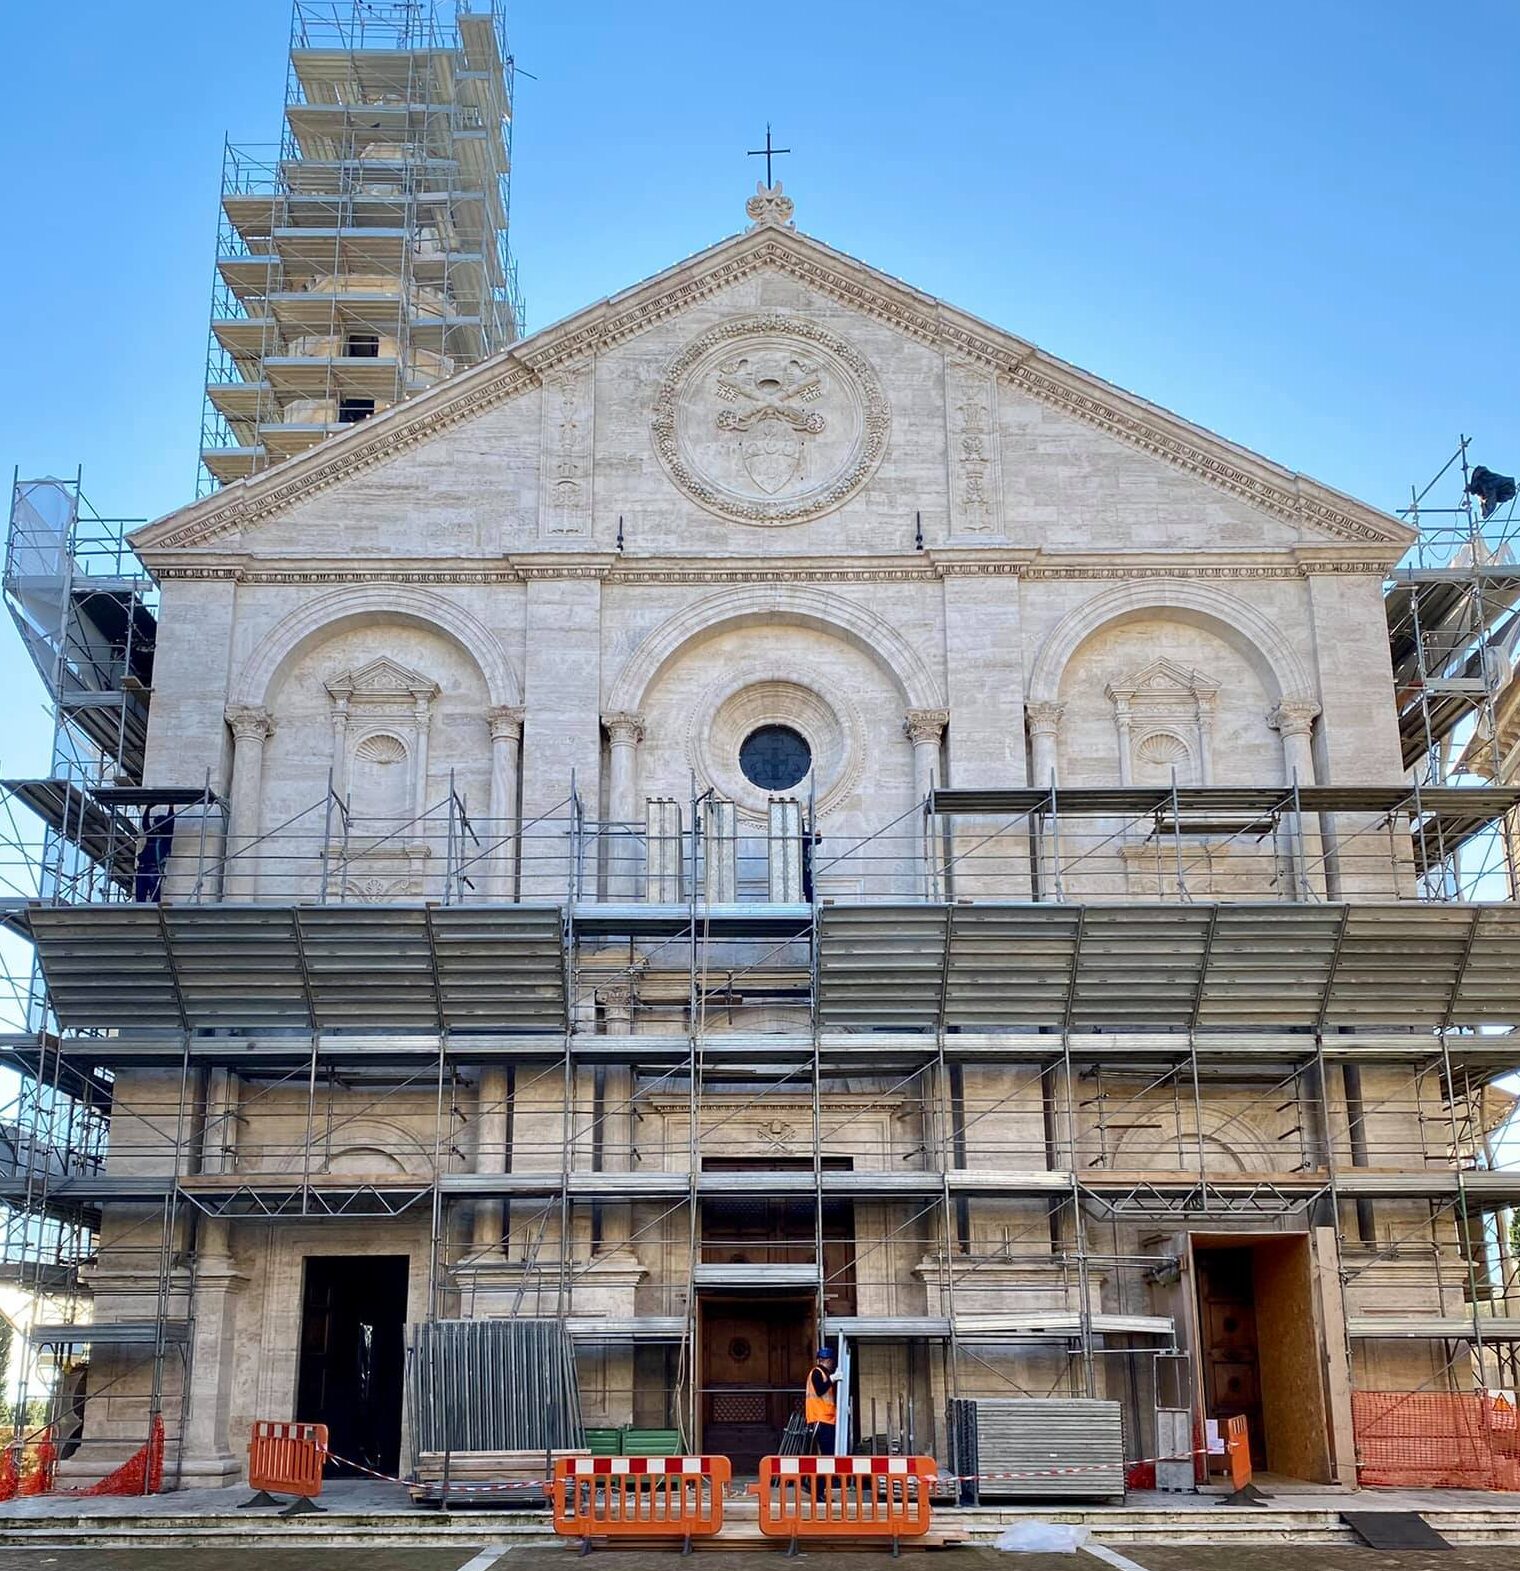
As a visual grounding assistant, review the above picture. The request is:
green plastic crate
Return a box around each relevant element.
[583,1428,623,1456]
[622,1427,681,1457]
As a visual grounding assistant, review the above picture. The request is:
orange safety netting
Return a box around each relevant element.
[69,1414,165,1497]
[1352,1391,1520,1491]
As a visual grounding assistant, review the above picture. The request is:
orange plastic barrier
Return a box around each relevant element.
[757,1455,936,1552]
[242,1421,328,1517]
[554,1455,730,1551]
[1352,1391,1520,1491]
[1225,1416,1252,1492]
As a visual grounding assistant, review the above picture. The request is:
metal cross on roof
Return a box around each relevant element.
[746,123,791,187]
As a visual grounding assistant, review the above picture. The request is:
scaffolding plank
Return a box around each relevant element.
[429,905,567,1031]
[816,904,948,1029]
[162,906,309,1028]
[28,906,182,1030]
[295,905,440,1029]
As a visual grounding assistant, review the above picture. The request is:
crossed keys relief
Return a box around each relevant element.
[714,353,828,495]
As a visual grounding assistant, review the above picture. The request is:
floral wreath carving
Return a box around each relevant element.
[651,314,891,525]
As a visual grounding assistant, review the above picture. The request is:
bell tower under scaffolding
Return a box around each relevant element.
[198,0,523,495]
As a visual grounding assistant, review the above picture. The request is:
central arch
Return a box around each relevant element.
[605,585,946,715]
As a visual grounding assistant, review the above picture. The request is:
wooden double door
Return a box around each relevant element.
[700,1295,815,1473]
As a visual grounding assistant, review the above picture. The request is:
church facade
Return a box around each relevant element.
[72,182,1508,1490]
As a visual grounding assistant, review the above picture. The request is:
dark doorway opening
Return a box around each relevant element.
[1194,1244,1264,1465]
[700,1294,814,1474]
[698,1157,857,1469]
[297,1254,409,1476]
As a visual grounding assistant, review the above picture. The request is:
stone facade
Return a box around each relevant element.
[89,188,1485,1490]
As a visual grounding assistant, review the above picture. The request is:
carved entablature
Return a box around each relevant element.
[1104,657,1221,787]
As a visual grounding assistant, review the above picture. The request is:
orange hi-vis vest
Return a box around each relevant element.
[804,1366,837,1425]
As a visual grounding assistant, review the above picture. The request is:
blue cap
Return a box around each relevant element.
[815,1347,834,1359]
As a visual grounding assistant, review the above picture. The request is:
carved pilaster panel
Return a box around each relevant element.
[538,358,595,539]
[945,358,1004,538]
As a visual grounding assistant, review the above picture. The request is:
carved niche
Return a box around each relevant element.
[652,314,890,525]
[325,657,441,899]
[1104,657,1220,787]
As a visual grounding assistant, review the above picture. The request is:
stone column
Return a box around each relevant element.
[486,705,525,902]
[645,798,683,904]
[603,712,645,900]
[329,695,351,803]
[904,710,949,897]
[1026,702,1063,788]
[470,1067,511,1257]
[178,1218,246,1485]
[224,706,274,900]
[411,694,432,820]
[598,982,636,1239]
[903,709,949,802]
[1026,703,1064,900]
[1269,697,1327,899]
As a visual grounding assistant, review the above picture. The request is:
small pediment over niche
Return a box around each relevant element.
[1105,657,1220,706]
[325,656,440,702]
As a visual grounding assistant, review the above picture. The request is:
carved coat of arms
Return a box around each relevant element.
[714,354,827,495]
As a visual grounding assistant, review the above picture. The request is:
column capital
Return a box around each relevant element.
[903,707,950,746]
[1267,696,1321,738]
[596,980,636,1012]
[1025,700,1065,737]
[485,704,525,742]
[603,711,646,747]
[225,705,274,742]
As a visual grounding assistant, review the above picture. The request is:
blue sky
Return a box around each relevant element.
[2,0,1517,775]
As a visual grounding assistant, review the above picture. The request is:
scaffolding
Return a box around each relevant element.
[198,0,523,494]
[2,762,1518,1483]
[2,440,1519,1490]
[0,472,159,1469]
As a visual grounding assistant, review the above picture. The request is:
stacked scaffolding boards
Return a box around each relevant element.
[948,1398,1126,1502]
[199,0,522,492]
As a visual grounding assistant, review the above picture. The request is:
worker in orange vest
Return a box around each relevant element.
[804,1346,840,1457]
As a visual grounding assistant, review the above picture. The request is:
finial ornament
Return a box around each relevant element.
[746,180,796,230]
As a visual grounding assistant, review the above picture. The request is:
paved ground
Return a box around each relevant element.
[0,1525,1513,1571]
[0,1546,1519,1571]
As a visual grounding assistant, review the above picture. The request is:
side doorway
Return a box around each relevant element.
[296,1254,409,1476]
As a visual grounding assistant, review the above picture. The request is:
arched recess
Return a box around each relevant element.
[230,584,521,710]
[605,585,946,715]
[1026,579,1314,706]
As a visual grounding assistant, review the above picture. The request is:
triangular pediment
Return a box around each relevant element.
[131,218,1414,556]
[325,656,438,700]
[1107,657,1221,701]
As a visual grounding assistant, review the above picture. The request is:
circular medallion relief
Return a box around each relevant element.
[652,314,891,525]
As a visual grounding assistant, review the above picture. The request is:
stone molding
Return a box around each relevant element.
[684,665,866,821]
[604,583,947,714]
[132,226,1412,556]
[154,557,1397,585]
[1025,578,1315,706]
[228,583,522,709]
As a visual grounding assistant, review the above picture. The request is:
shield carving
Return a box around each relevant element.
[740,409,803,495]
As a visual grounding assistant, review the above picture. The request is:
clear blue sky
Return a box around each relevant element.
[2,0,1517,776]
